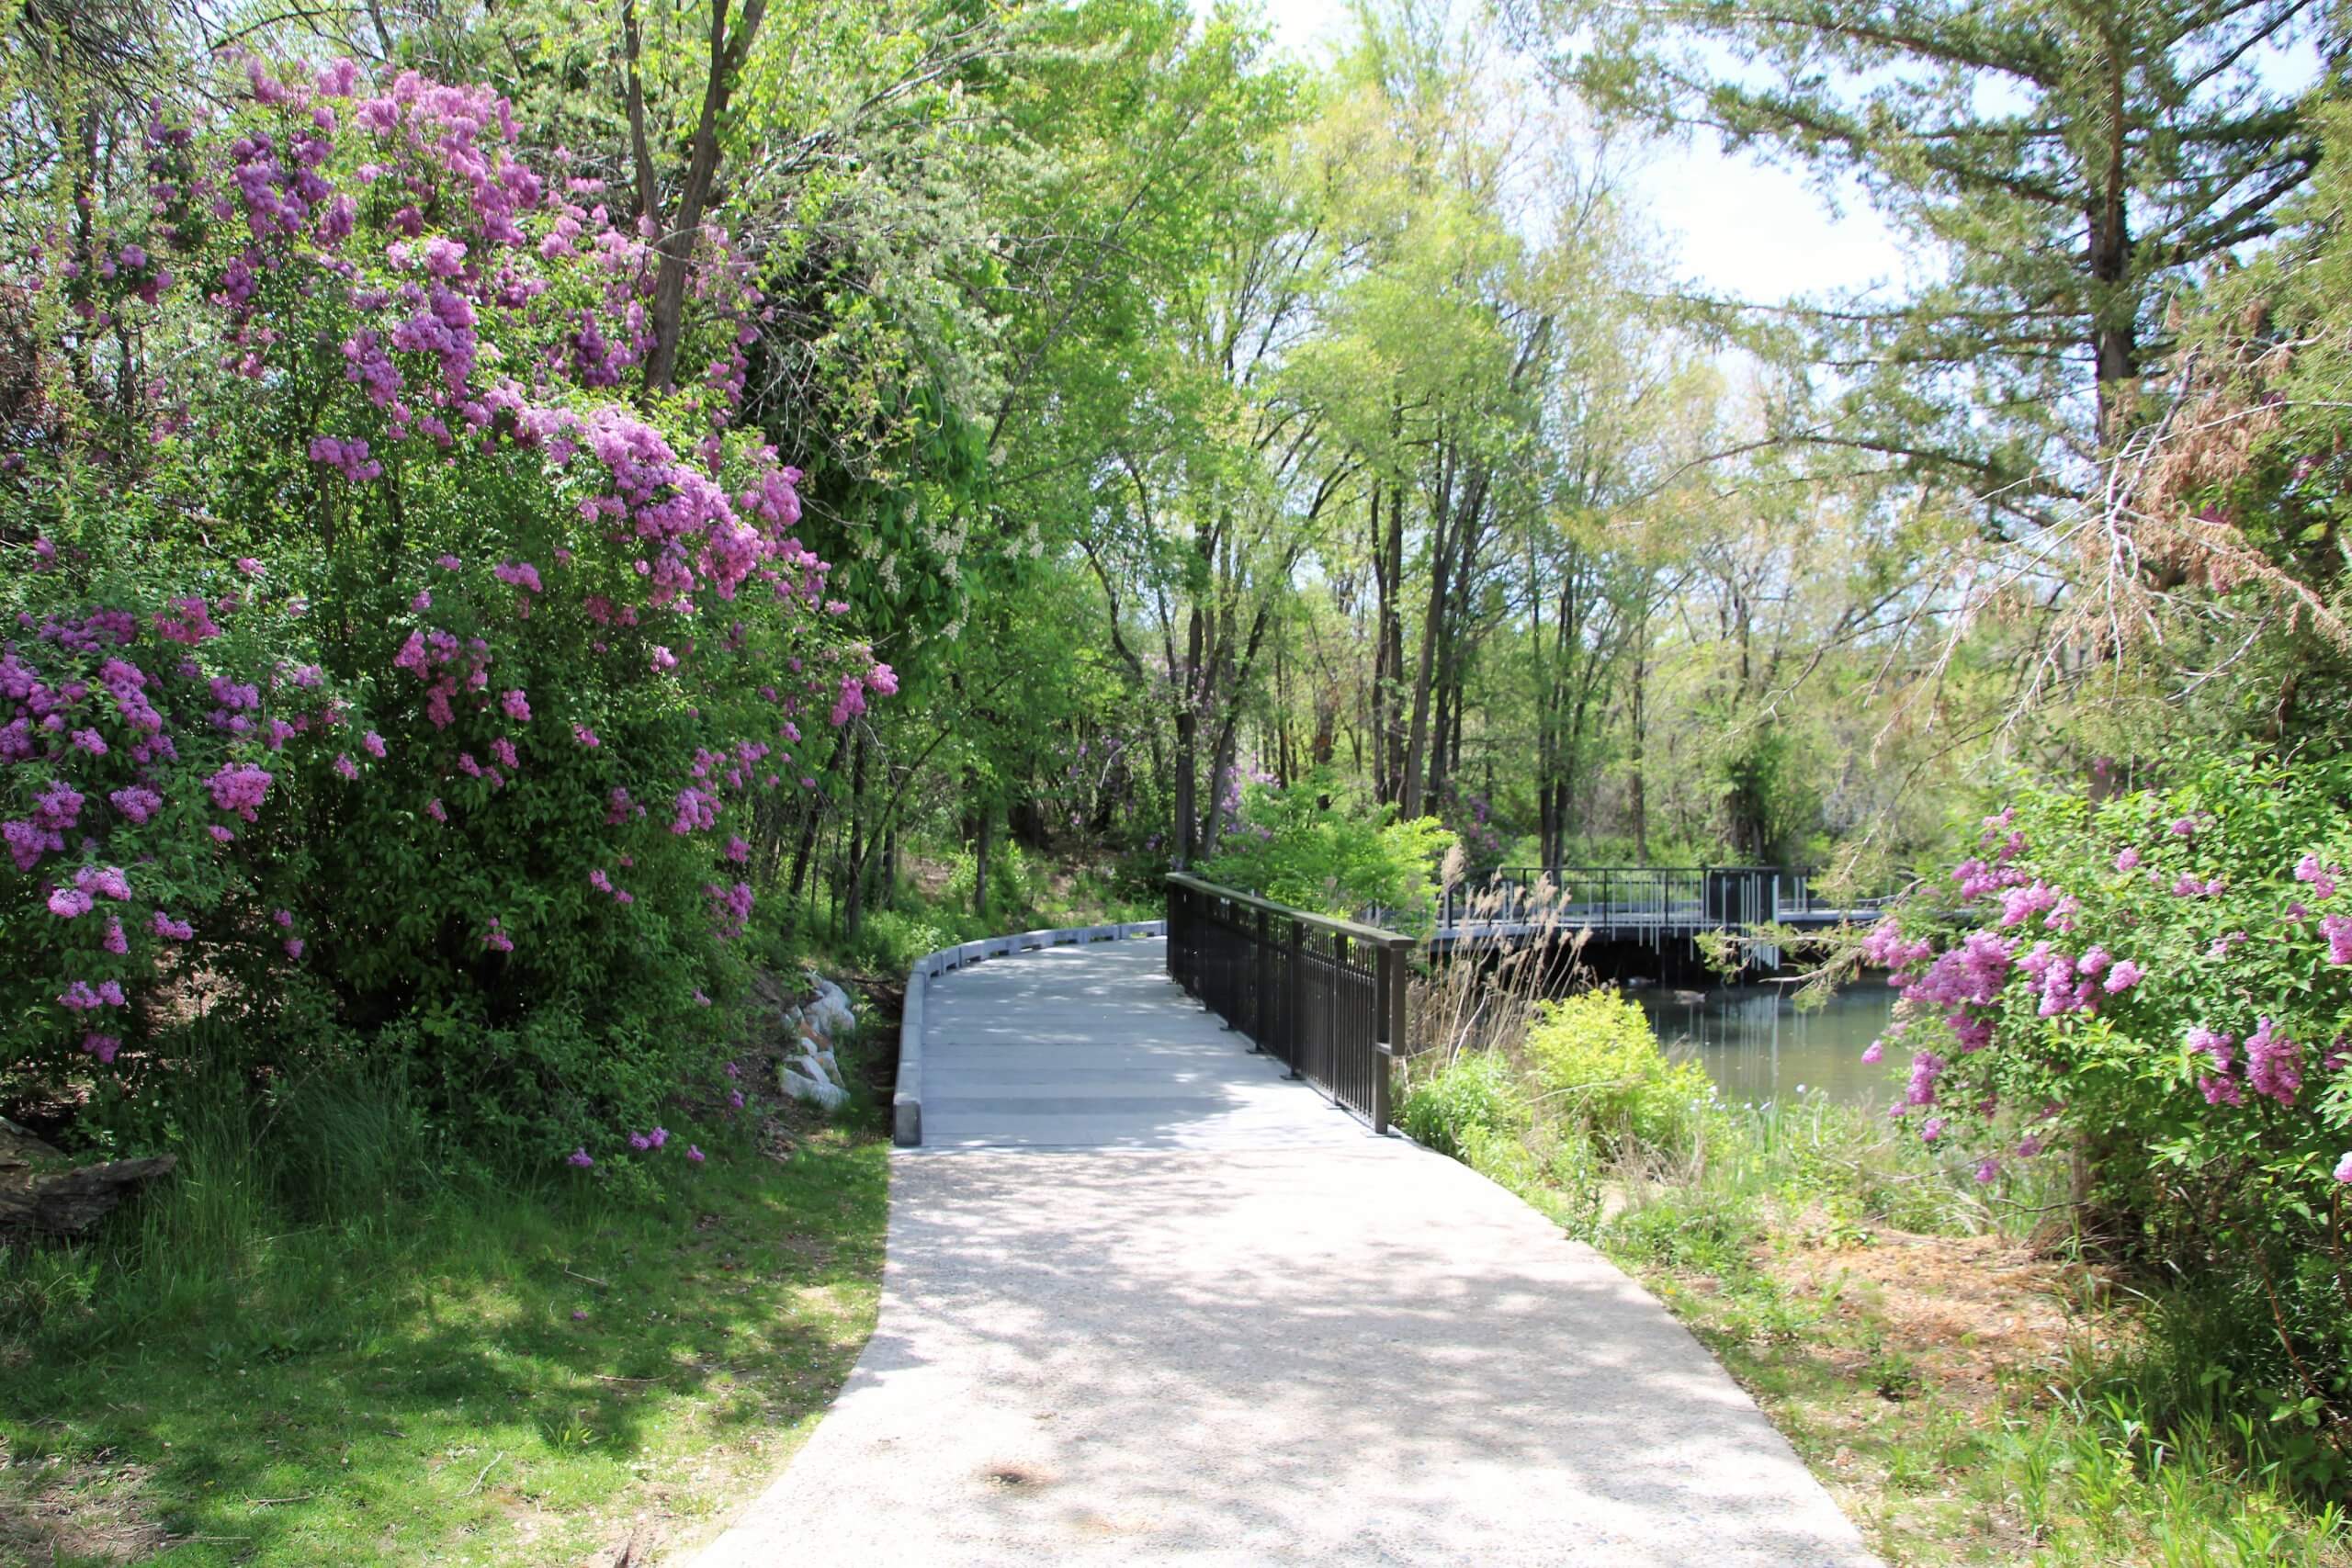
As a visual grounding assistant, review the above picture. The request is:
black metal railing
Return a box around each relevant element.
[1165,873,1417,1134]
[1435,864,1885,938]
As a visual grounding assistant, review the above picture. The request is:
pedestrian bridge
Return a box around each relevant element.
[1431,863,1890,951]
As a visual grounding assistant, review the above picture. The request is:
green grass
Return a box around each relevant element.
[0,1089,888,1566]
[1405,1018,2352,1566]
[1588,1102,2352,1566]
[1619,1219,2352,1565]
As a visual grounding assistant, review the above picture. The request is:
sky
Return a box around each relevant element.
[1251,0,2324,310]
[1258,0,1915,306]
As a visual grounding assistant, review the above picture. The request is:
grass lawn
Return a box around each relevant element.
[0,1120,888,1566]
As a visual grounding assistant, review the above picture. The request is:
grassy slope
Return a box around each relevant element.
[0,1125,886,1566]
[1624,1219,2352,1567]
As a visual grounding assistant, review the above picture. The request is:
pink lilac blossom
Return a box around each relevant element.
[1947,1011,1995,1053]
[482,918,514,952]
[2323,914,2352,965]
[502,688,531,721]
[2294,853,2339,899]
[2336,1152,2352,1184]
[2114,847,2141,872]
[207,761,274,819]
[151,910,193,941]
[672,787,718,835]
[47,886,93,919]
[75,866,130,901]
[362,729,387,758]
[2103,960,2142,993]
[687,1145,705,1164]
[308,434,382,481]
[1905,931,2016,1010]
[568,1147,594,1168]
[2200,1074,2244,1107]
[1905,1050,1946,1107]
[1997,881,2062,928]
[82,1033,120,1065]
[2244,1017,2302,1106]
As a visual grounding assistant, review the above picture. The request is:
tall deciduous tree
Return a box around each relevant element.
[1515,0,2333,520]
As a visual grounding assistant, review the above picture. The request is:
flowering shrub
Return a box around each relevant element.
[2,59,893,1157]
[1862,752,2352,1462]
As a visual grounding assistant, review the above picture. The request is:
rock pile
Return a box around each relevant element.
[779,976,857,1111]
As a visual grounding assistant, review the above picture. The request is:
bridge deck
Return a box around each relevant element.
[916,938,1375,1150]
[695,941,1875,1567]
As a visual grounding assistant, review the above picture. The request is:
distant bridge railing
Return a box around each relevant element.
[1165,873,1416,1134]
[1435,865,1891,945]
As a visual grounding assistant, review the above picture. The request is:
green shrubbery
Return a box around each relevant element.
[3,61,892,1165]
[1860,749,2352,1483]
[1399,987,1722,1232]
[1523,991,1719,1160]
[1196,769,1454,931]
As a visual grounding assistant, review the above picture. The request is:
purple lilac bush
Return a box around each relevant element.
[2,59,893,1158]
[1860,751,2352,1447]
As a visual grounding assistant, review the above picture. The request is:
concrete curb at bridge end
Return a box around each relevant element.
[892,919,1166,1148]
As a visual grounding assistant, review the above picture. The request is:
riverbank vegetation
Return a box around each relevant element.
[5,0,2349,1555]
[1397,984,2352,1562]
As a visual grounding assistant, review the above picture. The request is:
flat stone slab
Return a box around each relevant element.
[695,942,1876,1567]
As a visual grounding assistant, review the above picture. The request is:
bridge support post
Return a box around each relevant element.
[1373,946,1405,1136]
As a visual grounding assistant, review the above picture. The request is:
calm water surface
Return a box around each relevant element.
[1639,981,1898,1106]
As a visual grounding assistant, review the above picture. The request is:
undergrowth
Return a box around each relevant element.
[1397,980,2352,1565]
[0,1055,888,1565]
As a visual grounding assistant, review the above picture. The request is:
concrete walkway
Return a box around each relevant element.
[695,940,1877,1567]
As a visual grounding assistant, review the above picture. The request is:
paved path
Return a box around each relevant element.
[695,940,1876,1567]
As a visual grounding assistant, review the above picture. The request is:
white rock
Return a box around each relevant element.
[807,976,856,1037]
[781,1063,848,1111]
[796,1048,838,1089]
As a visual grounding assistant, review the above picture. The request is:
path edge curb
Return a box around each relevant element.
[893,918,1166,1147]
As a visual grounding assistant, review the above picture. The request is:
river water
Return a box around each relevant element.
[1637,981,1899,1107]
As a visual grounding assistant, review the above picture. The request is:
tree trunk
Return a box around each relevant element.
[842,729,869,938]
[642,0,768,394]
[1628,640,1649,864]
[1400,446,1456,822]
[972,806,992,919]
